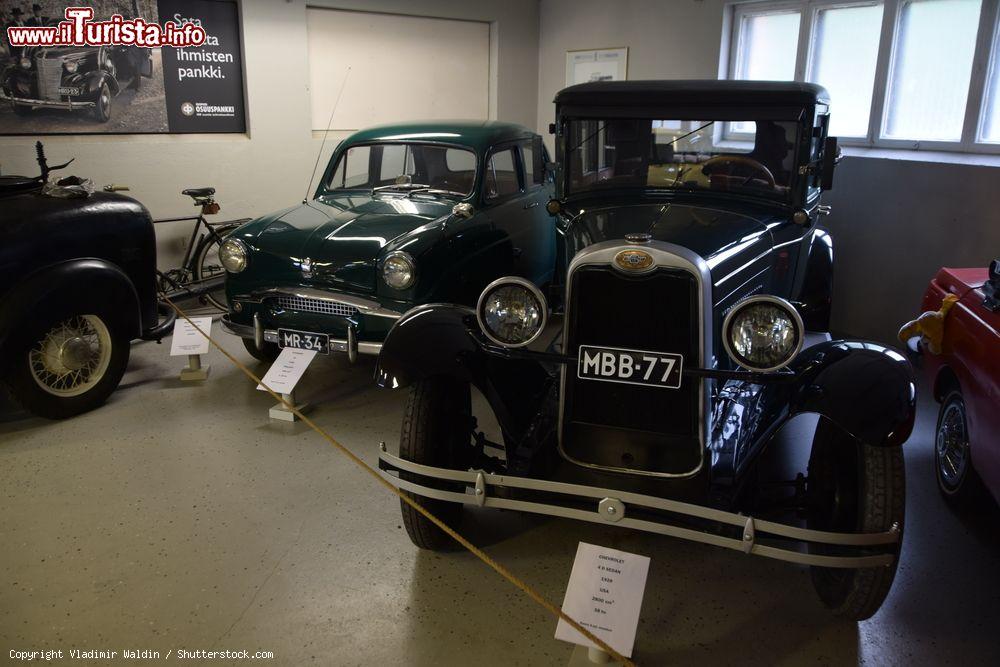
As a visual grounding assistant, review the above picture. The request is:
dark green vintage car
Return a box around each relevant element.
[219,120,555,362]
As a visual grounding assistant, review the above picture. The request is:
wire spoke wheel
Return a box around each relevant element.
[28,314,113,398]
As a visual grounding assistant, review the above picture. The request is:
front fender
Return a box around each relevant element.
[0,258,141,368]
[85,71,120,96]
[788,340,916,447]
[375,303,551,442]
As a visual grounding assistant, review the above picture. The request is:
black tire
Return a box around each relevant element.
[398,377,472,551]
[3,305,131,419]
[193,223,240,311]
[807,419,905,621]
[242,337,280,363]
[93,82,111,123]
[934,390,985,506]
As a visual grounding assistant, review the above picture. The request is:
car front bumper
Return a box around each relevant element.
[0,91,95,109]
[222,287,405,359]
[377,444,901,569]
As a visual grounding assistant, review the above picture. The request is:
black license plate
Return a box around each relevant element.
[277,328,329,354]
[58,87,81,95]
[577,345,683,389]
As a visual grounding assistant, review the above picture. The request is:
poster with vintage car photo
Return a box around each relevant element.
[0,0,245,134]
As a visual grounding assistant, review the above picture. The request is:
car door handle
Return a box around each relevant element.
[523,201,539,210]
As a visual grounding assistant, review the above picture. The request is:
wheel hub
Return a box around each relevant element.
[59,336,94,371]
[937,403,968,486]
[28,314,113,397]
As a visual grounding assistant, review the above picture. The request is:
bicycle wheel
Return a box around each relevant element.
[193,223,241,311]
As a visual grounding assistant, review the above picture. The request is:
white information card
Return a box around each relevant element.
[169,317,213,357]
[555,542,650,658]
[257,348,316,395]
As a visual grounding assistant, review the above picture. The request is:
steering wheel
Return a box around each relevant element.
[701,155,776,188]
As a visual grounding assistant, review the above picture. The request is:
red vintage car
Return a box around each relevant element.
[908,261,1000,506]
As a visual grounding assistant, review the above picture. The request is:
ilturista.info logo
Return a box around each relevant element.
[6,6,206,48]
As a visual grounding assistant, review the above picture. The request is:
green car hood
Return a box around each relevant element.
[246,194,452,292]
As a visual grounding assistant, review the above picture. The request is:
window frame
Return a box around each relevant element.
[726,0,1000,154]
[482,143,525,203]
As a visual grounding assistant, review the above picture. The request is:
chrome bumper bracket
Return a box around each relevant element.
[377,449,899,569]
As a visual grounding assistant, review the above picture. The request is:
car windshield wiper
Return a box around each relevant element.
[408,187,466,199]
[371,183,430,195]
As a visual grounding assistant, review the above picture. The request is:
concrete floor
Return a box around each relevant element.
[2,319,999,666]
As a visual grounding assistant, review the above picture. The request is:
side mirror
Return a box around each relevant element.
[452,202,474,219]
[820,136,840,191]
[532,136,545,185]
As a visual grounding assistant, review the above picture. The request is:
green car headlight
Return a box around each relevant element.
[723,295,803,372]
[219,238,248,273]
[382,251,416,290]
[477,277,547,348]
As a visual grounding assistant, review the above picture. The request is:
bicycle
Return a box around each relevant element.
[104,185,250,311]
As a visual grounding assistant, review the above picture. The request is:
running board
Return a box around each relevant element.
[377,445,899,569]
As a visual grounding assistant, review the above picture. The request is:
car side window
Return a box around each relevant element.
[329,146,372,188]
[521,142,536,188]
[484,148,520,201]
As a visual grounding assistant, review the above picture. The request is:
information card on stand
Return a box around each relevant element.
[554,542,650,658]
[257,348,317,395]
[169,317,213,356]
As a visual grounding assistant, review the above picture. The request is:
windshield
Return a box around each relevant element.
[326,142,477,197]
[566,118,800,200]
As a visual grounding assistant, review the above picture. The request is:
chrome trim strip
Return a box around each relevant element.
[377,450,898,568]
[0,91,96,109]
[237,288,404,319]
[558,240,713,479]
[219,316,382,356]
[712,248,773,287]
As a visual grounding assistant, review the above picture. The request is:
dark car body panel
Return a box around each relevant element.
[0,183,162,364]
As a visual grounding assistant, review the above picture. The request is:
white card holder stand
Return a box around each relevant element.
[268,390,309,422]
[179,354,210,381]
[258,348,317,422]
[568,646,612,666]
[170,317,214,382]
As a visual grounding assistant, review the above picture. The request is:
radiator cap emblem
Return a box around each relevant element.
[624,233,652,244]
[614,248,654,272]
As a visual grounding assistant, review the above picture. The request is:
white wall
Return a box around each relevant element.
[0,0,540,268]
[536,0,1000,344]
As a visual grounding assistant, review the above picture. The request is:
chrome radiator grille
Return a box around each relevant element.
[273,295,358,318]
[36,57,63,101]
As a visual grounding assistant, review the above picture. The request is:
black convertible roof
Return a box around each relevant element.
[554,80,830,108]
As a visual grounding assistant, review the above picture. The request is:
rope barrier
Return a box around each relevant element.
[160,295,636,666]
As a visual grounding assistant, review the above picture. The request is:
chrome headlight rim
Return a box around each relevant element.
[722,294,804,373]
[382,250,417,290]
[219,238,248,273]
[63,60,79,73]
[476,276,548,349]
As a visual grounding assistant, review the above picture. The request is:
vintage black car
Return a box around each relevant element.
[1,40,153,123]
[0,144,172,418]
[375,81,916,621]
[221,121,554,363]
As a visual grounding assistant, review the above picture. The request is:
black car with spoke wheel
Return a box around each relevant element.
[0,144,173,419]
[375,81,916,621]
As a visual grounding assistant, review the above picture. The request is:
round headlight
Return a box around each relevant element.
[477,277,547,348]
[20,57,31,69]
[723,295,803,372]
[382,251,416,290]
[64,60,78,73]
[219,238,247,273]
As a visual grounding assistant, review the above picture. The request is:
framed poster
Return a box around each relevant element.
[0,0,246,135]
[565,47,628,86]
